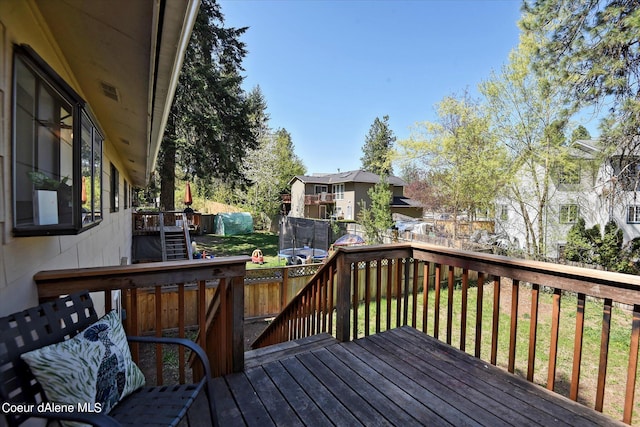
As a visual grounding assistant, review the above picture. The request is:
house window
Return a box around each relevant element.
[559,204,579,224]
[110,163,119,212]
[557,163,581,185]
[628,206,640,223]
[333,184,344,200]
[314,185,327,194]
[13,45,102,235]
[124,181,129,209]
[498,204,508,221]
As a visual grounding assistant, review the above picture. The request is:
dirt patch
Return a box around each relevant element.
[136,319,271,385]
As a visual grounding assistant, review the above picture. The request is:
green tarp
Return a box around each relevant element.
[214,212,254,236]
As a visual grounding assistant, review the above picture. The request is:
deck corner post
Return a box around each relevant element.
[231,275,245,373]
[335,253,351,342]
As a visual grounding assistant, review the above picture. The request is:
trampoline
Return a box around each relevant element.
[278,247,328,265]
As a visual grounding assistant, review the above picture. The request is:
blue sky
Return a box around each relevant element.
[219,0,525,174]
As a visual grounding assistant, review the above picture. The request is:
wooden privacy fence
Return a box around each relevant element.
[34,257,249,378]
[253,243,640,425]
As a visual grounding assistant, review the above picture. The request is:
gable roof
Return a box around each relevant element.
[290,170,406,186]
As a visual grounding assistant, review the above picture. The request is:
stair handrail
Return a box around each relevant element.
[251,250,340,348]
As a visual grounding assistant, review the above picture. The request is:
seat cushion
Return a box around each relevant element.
[21,310,145,424]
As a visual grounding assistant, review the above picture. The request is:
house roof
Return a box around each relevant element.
[290,170,406,186]
[34,0,199,187]
[391,196,423,208]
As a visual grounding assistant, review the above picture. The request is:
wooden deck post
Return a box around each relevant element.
[231,275,245,372]
[335,253,351,342]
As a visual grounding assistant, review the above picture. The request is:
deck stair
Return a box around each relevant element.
[159,212,192,261]
[244,333,338,369]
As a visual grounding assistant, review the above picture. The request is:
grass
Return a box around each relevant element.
[348,280,639,423]
[192,231,283,268]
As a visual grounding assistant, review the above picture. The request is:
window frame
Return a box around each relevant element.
[110,163,119,213]
[333,183,345,200]
[559,204,579,224]
[12,44,103,236]
[627,205,640,224]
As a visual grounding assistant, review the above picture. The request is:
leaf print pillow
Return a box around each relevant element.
[21,310,145,426]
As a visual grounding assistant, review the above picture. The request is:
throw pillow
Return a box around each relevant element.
[21,310,145,423]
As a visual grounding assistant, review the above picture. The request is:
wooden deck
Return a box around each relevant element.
[211,327,625,426]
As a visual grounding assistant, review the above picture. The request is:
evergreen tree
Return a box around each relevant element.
[358,177,394,244]
[361,115,396,176]
[158,0,256,210]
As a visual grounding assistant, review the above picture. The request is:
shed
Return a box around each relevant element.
[214,212,254,236]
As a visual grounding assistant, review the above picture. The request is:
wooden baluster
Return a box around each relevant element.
[155,285,163,385]
[320,273,327,333]
[447,265,454,345]
[460,269,469,352]
[352,262,360,339]
[403,258,410,326]
[434,263,442,340]
[595,298,612,412]
[547,288,562,391]
[490,276,501,366]
[328,262,334,335]
[570,293,586,401]
[130,288,140,363]
[396,258,402,328]
[178,283,185,384]
[387,259,393,331]
[412,260,419,329]
[422,262,430,334]
[198,280,207,373]
[527,284,540,382]
[475,272,484,358]
[364,261,371,337]
[623,305,640,424]
[376,259,383,333]
[508,280,520,373]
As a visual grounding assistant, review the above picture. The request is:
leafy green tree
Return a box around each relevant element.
[158,0,256,210]
[481,45,576,258]
[242,128,306,226]
[358,176,394,244]
[521,0,640,161]
[397,92,508,238]
[361,115,396,176]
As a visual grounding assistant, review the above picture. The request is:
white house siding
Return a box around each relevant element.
[0,2,133,317]
[496,145,640,259]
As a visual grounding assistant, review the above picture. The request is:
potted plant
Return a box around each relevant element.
[29,171,72,225]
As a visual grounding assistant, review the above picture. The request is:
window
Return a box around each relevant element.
[314,185,327,194]
[498,204,508,221]
[13,45,102,235]
[124,181,129,209]
[333,184,344,200]
[559,204,579,224]
[110,163,119,212]
[628,206,640,223]
[557,163,581,185]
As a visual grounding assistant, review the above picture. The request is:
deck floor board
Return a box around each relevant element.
[213,326,626,426]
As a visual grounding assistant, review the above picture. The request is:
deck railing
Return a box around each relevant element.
[34,257,249,379]
[252,242,640,424]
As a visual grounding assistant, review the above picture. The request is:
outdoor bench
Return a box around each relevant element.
[0,291,217,427]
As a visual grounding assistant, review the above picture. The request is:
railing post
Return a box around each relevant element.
[231,275,245,373]
[335,253,351,342]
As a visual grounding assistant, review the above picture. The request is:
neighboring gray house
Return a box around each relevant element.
[285,170,423,220]
[495,139,640,259]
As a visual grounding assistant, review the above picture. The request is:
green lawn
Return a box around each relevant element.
[191,231,283,268]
